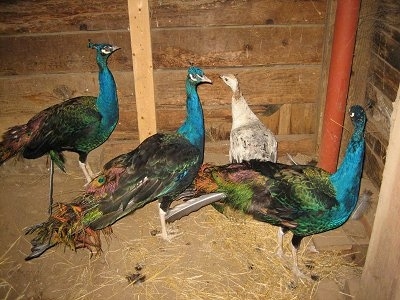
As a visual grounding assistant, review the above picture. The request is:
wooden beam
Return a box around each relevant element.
[127,0,157,141]
[357,85,400,299]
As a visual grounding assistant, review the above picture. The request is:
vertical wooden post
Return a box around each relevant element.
[127,0,157,142]
[357,86,400,299]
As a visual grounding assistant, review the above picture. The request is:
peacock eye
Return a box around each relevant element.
[189,73,197,81]
[96,175,106,185]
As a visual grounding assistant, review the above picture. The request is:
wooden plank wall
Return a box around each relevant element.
[348,0,400,187]
[0,0,328,159]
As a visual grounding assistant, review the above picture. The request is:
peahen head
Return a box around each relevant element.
[220,74,239,93]
[187,66,212,86]
[88,40,120,60]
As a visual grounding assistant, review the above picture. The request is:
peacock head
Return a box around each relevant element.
[187,66,212,85]
[88,40,120,58]
[349,105,366,128]
[219,74,239,93]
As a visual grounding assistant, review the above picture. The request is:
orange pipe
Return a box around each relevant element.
[318,0,361,173]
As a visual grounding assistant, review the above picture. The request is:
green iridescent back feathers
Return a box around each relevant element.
[185,105,366,237]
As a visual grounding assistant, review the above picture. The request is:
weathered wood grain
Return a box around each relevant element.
[128,0,157,140]
[0,66,319,135]
[370,55,400,102]
[154,67,321,106]
[0,25,324,75]
[372,26,400,72]
[149,0,326,27]
[0,34,132,76]
[0,67,320,108]
[0,0,129,34]
[0,0,327,35]
[152,26,324,68]
[0,0,327,161]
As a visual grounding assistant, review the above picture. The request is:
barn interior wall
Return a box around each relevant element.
[343,0,400,187]
[0,0,398,188]
[0,0,327,163]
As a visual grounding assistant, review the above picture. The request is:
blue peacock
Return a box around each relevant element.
[0,41,120,213]
[24,66,211,260]
[166,105,367,280]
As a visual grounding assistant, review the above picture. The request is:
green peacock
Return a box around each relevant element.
[0,41,120,213]
[166,105,367,280]
[24,66,212,260]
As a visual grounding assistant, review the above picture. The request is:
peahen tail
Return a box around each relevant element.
[25,199,112,260]
[0,124,31,164]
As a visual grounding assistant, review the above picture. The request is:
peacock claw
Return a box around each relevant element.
[152,227,182,242]
[276,249,291,262]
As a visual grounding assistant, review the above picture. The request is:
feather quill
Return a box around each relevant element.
[350,189,373,220]
[166,193,226,223]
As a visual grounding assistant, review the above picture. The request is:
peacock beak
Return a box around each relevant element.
[201,75,212,84]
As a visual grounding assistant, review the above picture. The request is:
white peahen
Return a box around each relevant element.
[220,74,277,163]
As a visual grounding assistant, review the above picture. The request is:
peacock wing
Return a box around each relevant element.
[23,96,100,158]
[264,164,338,222]
[84,133,202,230]
[244,161,337,227]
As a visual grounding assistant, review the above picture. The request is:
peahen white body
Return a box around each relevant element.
[220,74,277,163]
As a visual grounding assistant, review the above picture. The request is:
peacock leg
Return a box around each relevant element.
[158,203,171,242]
[276,227,291,260]
[290,235,309,280]
[158,203,181,242]
[79,161,93,183]
[276,227,285,258]
[48,159,55,215]
[85,161,95,179]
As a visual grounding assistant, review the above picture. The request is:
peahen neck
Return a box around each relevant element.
[231,90,260,129]
[330,121,366,213]
[96,54,119,128]
[177,80,205,157]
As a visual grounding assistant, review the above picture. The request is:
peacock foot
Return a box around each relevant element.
[276,248,291,262]
[151,227,182,242]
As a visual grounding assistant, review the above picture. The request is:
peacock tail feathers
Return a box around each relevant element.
[24,193,116,260]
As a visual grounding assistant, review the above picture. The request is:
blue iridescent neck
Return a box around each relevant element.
[177,80,205,155]
[330,121,366,209]
[96,54,118,126]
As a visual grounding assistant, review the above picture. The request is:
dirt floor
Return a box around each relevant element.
[0,141,378,299]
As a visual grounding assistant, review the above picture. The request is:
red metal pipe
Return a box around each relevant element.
[318,0,361,173]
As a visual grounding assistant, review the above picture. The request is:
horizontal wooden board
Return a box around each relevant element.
[155,67,321,106]
[372,25,400,72]
[0,0,129,34]
[152,26,324,68]
[149,0,327,27]
[0,33,133,76]
[370,54,400,102]
[0,67,319,108]
[0,25,323,75]
[0,72,135,115]
[375,0,400,30]
[0,66,319,135]
[155,103,316,136]
[0,0,327,35]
